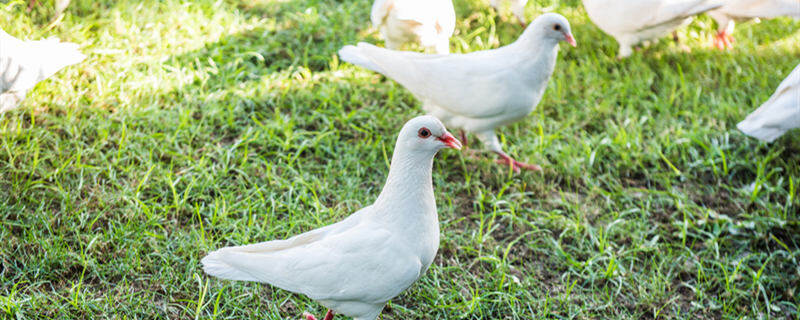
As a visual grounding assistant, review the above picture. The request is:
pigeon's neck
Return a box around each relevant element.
[508,32,560,83]
[373,148,436,215]
[509,28,559,60]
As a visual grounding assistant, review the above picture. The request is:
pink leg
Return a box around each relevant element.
[302,310,334,320]
[714,31,734,50]
[494,151,541,173]
[724,32,735,49]
[459,130,469,148]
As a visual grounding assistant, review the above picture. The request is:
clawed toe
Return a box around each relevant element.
[302,312,317,320]
[302,310,334,320]
[494,152,542,173]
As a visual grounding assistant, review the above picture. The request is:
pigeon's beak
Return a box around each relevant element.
[437,132,462,150]
[564,33,577,47]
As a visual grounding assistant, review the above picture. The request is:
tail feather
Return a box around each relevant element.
[34,39,86,81]
[338,44,385,74]
[737,119,785,143]
[201,249,261,282]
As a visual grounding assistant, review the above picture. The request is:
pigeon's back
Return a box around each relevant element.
[584,0,720,34]
[715,0,800,19]
[340,42,533,119]
[737,64,800,142]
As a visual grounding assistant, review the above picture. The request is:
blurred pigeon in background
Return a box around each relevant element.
[708,0,800,49]
[371,0,456,54]
[0,27,85,113]
[582,0,722,57]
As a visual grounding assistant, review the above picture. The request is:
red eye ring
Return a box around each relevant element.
[418,127,431,138]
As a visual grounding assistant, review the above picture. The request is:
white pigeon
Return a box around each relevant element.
[0,28,86,113]
[707,0,800,49]
[737,63,800,143]
[370,0,456,54]
[339,13,575,172]
[582,0,722,58]
[490,0,530,25]
[201,115,462,320]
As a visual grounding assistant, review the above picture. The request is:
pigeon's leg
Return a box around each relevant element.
[672,31,679,43]
[27,0,37,11]
[0,91,26,114]
[616,36,637,59]
[475,131,541,172]
[302,310,334,320]
[711,15,735,50]
[617,45,634,59]
[495,151,542,172]
[713,30,735,50]
[713,31,727,50]
[459,130,468,148]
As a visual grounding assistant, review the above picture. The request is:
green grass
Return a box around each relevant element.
[1,0,798,318]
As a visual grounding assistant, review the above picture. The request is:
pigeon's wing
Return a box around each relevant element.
[645,0,721,28]
[737,64,800,142]
[202,213,423,303]
[371,0,394,28]
[587,0,719,32]
[718,0,800,18]
[340,42,518,119]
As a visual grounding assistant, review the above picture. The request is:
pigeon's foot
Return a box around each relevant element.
[27,0,37,11]
[302,310,334,320]
[713,31,734,50]
[494,152,541,173]
[717,30,735,50]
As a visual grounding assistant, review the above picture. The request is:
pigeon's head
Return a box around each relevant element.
[531,13,576,47]
[397,115,462,153]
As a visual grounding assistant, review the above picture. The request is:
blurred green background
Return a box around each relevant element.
[0,0,798,318]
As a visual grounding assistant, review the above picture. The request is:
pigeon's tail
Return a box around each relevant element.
[737,118,785,143]
[35,39,86,80]
[201,249,260,282]
[338,44,385,74]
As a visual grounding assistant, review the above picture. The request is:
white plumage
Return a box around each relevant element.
[202,115,462,320]
[737,64,800,143]
[708,0,800,49]
[0,28,86,113]
[582,0,722,57]
[490,0,530,25]
[370,0,456,54]
[340,13,576,172]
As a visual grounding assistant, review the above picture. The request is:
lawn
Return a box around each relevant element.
[0,0,798,319]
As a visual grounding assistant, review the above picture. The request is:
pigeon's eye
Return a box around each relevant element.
[553,24,561,31]
[418,127,431,138]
